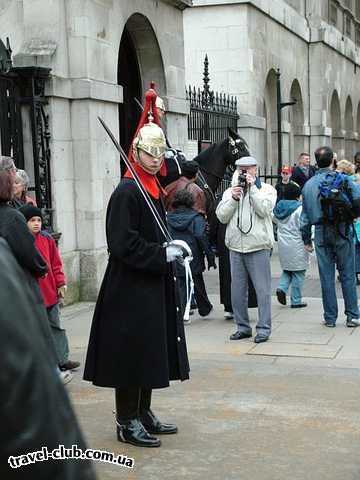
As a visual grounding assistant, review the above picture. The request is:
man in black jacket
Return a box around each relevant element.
[0,238,96,480]
[290,152,316,189]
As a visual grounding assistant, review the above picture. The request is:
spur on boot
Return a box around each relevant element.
[116,418,161,447]
[140,409,178,435]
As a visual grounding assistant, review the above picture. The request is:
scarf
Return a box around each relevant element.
[124,161,166,200]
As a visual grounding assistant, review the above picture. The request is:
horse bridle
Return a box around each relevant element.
[196,136,240,201]
[196,168,217,202]
[229,136,243,158]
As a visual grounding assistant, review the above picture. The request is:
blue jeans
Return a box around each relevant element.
[314,225,359,324]
[278,270,305,306]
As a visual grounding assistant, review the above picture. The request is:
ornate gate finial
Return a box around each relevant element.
[202,54,212,109]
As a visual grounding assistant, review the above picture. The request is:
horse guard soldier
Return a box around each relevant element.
[83,86,190,448]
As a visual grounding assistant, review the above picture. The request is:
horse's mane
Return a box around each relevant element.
[193,139,228,165]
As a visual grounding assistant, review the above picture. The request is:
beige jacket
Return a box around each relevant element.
[216,176,277,253]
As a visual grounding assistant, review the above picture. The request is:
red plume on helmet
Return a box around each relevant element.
[124,82,167,199]
[130,82,162,154]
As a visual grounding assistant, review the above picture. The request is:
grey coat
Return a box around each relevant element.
[274,203,310,271]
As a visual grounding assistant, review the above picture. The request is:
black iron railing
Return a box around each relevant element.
[0,39,54,231]
[258,166,280,186]
[186,55,239,147]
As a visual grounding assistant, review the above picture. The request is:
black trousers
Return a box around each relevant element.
[178,272,212,317]
[115,388,152,422]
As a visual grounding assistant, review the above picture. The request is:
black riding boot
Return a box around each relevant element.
[115,388,161,447]
[139,389,178,435]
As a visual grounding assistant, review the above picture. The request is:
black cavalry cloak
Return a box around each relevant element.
[83,178,190,389]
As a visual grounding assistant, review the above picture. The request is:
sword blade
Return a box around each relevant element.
[134,97,144,112]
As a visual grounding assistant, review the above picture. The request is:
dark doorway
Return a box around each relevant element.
[118,28,142,158]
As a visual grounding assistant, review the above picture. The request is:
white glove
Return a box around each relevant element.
[166,244,184,263]
[165,240,193,263]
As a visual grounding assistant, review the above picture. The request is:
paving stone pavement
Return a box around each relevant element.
[207,276,346,299]
[206,248,358,299]
[61,252,360,480]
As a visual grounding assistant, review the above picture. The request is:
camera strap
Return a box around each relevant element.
[237,193,253,234]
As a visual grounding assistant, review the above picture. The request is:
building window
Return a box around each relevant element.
[356,26,360,45]
[356,0,360,19]
[330,1,338,25]
[345,14,352,36]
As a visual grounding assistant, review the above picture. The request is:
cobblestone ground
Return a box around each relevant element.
[62,252,360,480]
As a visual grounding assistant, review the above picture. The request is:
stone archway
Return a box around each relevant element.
[264,70,278,170]
[344,96,354,160]
[118,13,166,157]
[329,90,344,157]
[289,79,305,164]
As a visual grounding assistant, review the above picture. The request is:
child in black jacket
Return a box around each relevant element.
[167,189,216,323]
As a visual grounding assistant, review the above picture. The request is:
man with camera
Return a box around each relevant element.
[216,156,277,343]
[300,146,360,328]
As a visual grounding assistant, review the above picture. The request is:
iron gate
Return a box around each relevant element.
[186,55,239,151]
[0,38,54,231]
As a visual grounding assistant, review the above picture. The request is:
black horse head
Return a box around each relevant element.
[193,127,250,188]
[225,127,250,170]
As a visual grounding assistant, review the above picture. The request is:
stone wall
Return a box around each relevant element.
[1,0,189,302]
[184,0,360,169]
[184,2,310,166]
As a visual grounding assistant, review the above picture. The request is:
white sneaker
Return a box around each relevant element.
[224,311,234,320]
[183,317,192,325]
[60,370,74,385]
[346,317,360,327]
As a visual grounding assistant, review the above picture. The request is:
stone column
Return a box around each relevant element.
[70,81,122,300]
[309,126,332,157]
[354,132,360,155]
[345,131,356,160]
[47,77,123,301]
[332,130,346,159]
[237,114,266,168]
[46,84,79,303]
[292,125,311,162]
[165,96,190,153]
